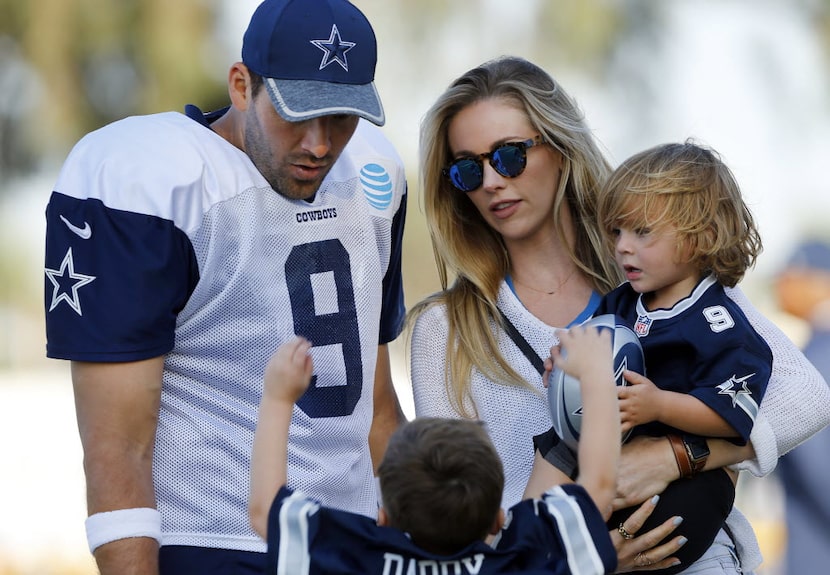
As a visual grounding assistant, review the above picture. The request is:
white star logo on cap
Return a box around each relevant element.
[310,24,355,71]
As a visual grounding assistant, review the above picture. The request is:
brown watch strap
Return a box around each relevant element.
[668,434,694,479]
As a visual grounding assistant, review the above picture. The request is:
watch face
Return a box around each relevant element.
[684,435,710,459]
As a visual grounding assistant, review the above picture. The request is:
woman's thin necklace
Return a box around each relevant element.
[513,268,577,296]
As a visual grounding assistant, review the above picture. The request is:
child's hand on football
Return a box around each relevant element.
[552,325,613,385]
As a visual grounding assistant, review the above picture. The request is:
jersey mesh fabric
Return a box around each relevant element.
[45,112,407,553]
[159,182,386,550]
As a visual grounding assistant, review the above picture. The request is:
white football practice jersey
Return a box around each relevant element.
[45,108,407,552]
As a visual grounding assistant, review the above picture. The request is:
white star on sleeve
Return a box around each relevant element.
[45,247,96,316]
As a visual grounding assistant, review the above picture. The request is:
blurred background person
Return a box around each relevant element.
[773,239,830,575]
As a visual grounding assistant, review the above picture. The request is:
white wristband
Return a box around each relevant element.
[85,507,162,553]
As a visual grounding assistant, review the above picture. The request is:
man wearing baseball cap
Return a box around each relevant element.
[43,0,407,573]
[241,0,385,125]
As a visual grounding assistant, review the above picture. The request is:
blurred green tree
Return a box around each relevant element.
[0,0,226,183]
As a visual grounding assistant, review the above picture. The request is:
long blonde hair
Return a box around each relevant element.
[409,56,620,417]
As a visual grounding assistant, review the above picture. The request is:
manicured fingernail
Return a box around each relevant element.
[678,537,688,546]
[651,495,660,505]
[673,517,684,526]
[670,561,681,566]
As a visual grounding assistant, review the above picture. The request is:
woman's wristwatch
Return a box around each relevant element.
[667,433,710,479]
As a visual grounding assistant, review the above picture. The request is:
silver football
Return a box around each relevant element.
[547,314,645,450]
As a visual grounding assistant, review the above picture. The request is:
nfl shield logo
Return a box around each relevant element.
[634,315,652,336]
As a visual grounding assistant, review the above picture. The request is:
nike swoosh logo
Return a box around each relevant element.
[60,215,92,239]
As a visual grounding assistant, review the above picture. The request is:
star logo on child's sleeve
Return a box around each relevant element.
[716,373,759,421]
[716,373,754,407]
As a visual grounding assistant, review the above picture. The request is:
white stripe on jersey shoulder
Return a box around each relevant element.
[541,485,605,575]
[278,491,320,575]
[635,274,718,321]
[54,111,267,235]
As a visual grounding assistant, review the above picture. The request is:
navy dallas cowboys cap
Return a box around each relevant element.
[242,0,385,126]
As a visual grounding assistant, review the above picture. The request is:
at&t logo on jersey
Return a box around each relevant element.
[360,163,393,210]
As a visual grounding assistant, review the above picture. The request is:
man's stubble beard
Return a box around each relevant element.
[244,111,330,202]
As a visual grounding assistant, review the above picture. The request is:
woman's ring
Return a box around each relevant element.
[618,523,635,540]
[635,552,653,567]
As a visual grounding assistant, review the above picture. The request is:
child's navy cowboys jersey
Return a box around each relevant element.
[43,107,407,551]
[596,275,772,442]
[267,485,616,575]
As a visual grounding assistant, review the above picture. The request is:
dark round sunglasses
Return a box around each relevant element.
[443,136,544,193]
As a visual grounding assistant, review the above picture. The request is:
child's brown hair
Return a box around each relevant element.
[377,417,504,555]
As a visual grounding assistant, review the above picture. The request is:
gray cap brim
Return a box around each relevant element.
[265,77,385,125]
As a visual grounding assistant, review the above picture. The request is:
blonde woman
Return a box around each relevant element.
[409,56,830,573]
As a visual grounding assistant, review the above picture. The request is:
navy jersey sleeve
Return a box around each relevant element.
[539,484,616,574]
[266,487,321,575]
[378,187,407,344]
[497,484,616,575]
[688,330,772,442]
[44,191,199,361]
